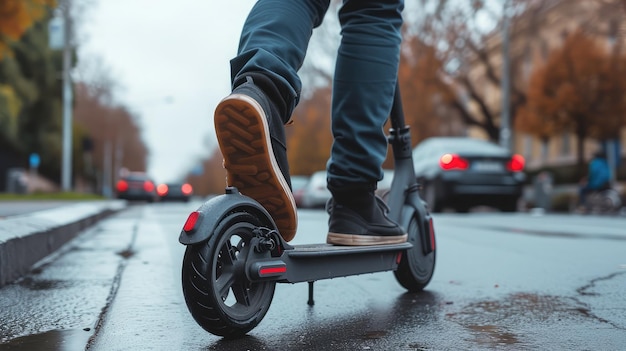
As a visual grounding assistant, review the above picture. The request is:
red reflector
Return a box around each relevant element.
[396,252,403,265]
[259,266,286,275]
[439,153,469,170]
[183,211,200,232]
[429,218,436,251]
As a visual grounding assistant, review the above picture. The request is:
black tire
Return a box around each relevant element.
[455,203,470,213]
[500,197,518,212]
[394,215,436,292]
[181,211,276,338]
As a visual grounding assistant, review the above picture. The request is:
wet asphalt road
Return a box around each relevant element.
[1,201,625,350]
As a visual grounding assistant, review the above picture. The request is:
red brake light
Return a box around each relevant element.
[157,184,168,196]
[439,154,469,170]
[507,154,525,172]
[116,180,128,192]
[259,266,287,276]
[183,211,200,232]
[181,183,193,195]
[143,181,155,192]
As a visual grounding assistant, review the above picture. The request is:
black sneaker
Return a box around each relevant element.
[326,192,407,246]
[214,77,297,241]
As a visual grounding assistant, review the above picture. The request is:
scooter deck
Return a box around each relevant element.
[287,242,412,257]
[268,242,413,284]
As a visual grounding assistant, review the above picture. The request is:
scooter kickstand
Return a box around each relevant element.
[307,281,315,306]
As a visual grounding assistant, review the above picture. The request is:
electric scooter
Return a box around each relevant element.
[178,84,436,338]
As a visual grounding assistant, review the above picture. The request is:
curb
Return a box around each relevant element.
[0,201,127,288]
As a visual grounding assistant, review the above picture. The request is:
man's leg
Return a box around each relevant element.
[326,0,407,245]
[215,0,330,241]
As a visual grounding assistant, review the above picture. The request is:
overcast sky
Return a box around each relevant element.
[78,0,258,182]
[78,0,424,183]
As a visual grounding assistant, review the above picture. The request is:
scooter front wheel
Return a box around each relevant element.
[182,211,276,338]
[394,215,436,292]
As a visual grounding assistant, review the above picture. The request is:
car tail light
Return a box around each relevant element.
[116,180,128,192]
[143,181,155,192]
[181,183,193,195]
[157,184,169,196]
[507,154,525,172]
[439,153,469,171]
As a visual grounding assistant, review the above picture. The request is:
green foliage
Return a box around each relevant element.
[0,192,105,201]
[0,7,72,184]
[0,84,21,144]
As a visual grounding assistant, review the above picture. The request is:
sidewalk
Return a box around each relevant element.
[523,182,625,212]
[0,200,126,287]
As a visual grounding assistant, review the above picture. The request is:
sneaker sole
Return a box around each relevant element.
[214,94,297,241]
[326,233,408,246]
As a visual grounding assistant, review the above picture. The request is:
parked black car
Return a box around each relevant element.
[115,172,158,202]
[412,137,526,212]
[157,182,193,202]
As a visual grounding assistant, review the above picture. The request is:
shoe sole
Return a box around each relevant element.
[214,94,297,241]
[326,233,408,246]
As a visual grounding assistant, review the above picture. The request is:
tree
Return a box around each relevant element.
[0,0,56,59]
[398,34,463,141]
[186,148,226,196]
[286,85,334,175]
[0,3,67,183]
[407,0,572,142]
[517,29,626,175]
[74,80,150,193]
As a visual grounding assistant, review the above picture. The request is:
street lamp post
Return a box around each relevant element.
[500,0,512,152]
[60,1,73,192]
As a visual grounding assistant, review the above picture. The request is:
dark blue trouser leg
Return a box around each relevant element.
[327,0,404,185]
[230,0,331,119]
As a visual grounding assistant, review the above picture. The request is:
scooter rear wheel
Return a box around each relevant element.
[182,211,276,338]
[394,215,436,292]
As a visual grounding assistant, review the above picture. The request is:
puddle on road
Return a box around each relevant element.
[446,292,589,348]
[0,328,93,351]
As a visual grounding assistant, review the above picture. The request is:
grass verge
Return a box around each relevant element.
[0,192,106,201]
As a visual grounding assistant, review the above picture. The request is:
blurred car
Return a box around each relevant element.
[412,137,526,213]
[300,170,331,209]
[157,182,193,202]
[115,172,158,202]
[290,175,310,208]
[299,170,395,208]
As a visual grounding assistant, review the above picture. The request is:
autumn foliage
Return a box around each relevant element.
[186,148,227,196]
[73,83,150,190]
[0,0,56,59]
[516,29,626,171]
[286,86,334,175]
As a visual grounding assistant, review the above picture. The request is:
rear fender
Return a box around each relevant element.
[400,189,435,255]
[178,187,276,245]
